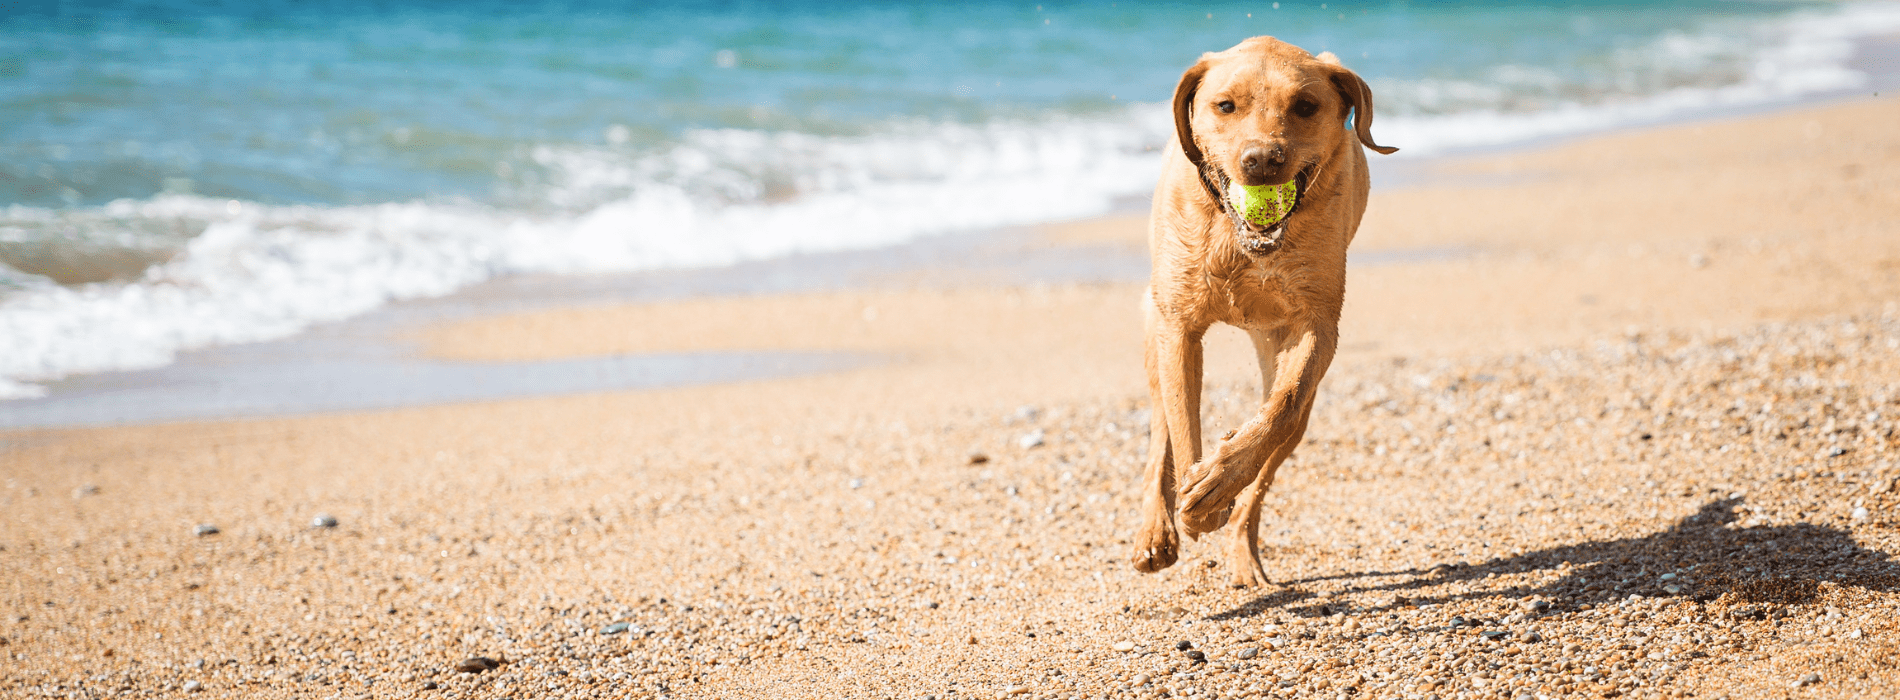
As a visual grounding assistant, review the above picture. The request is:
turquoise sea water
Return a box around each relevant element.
[3,0,1898,397]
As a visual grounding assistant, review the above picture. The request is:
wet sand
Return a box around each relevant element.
[3,96,1899,700]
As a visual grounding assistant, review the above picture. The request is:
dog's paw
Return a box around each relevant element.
[1178,466,1248,538]
[1228,557,1272,588]
[1130,528,1180,574]
[1226,542,1271,588]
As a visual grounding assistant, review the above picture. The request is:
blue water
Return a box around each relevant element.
[3,0,1898,398]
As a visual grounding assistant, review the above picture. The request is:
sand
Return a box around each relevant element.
[3,95,1899,700]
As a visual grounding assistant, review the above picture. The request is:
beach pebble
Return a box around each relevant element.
[422,681,438,690]
[1522,599,1550,613]
[1184,650,1205,663]
[182,680,202,692]
[310,514,338,528]
[1236,647,1259,660]
[1112,641,1135,652]
[1175,640,1193,651]
[967,452,990,465]
[1018,430,1045,449]
[599,622,630,635]
[454,656,501,673]
[193,524,219,537]
[1851,506,1869,520]
[1794,672,1822,687]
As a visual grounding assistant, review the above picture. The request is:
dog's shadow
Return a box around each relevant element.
[1210,497,1900,621]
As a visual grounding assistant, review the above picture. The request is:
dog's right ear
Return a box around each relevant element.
[1172,56,1214,170]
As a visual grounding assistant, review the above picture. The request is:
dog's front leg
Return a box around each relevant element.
[1131,302,1205,572]
[1178,323,1335,538]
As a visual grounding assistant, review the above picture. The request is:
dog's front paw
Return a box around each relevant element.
[1178,463,1250,538]
[1130,523,1180,574]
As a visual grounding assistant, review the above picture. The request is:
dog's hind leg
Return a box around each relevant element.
[1221,328,1283,587]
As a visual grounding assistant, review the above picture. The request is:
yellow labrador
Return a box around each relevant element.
[1131,37,1396,587]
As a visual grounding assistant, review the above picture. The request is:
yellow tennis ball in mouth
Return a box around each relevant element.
[1226,181,1298,227]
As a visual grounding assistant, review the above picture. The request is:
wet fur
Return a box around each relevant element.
[1130,37,1396,587]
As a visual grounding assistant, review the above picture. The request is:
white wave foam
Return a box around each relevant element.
[1376,1,1900,154]
[0,111,1172,398]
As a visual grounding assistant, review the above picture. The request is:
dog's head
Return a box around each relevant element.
[1172,37,1396,252]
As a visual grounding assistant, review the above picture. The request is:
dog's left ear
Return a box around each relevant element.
[1326,66,1399,155]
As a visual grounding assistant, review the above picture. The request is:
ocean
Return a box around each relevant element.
[4,0,1898,399]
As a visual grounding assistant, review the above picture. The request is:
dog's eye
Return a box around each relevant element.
[1293,98,1320,118]
[1215,100,1236,114]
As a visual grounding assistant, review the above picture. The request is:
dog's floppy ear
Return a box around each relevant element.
[1172,55,1214,169]
[1327,66,1399,155]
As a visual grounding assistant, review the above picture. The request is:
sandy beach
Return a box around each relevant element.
[5,93,1900,700]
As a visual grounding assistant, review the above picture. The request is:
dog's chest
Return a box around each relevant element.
[1207,262,1297,329]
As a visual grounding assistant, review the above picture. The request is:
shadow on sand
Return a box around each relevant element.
[1212,498,1900,621]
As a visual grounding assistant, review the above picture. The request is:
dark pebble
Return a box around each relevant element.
[422,681,438,690]
[1175,640,1193,651]
[968,452,990,465]
[311,514,338,528]
[454,656,502,673]
[193,524,219,537]
[1185,650,1206,663]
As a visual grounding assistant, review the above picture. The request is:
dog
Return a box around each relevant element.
[1131,37,1396,587]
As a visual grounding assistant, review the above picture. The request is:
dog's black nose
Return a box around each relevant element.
[1240,145,1288,180]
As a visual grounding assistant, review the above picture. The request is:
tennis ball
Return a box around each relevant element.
[1226,181,1298,227]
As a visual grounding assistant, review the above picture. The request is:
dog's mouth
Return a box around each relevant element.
[1216,165,1312,257]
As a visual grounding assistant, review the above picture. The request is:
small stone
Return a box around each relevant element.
[422,681,438,690]
[310,514,338,528]
[182,680,202,692]
[1481,630,1511,640]
[1132,674,1151,686]
[967,452,990,465]
[1664,584,1683,595]
[1825,447,1847,458]
[1019,430,1045,449]
[1659,573,1677,581]
[1522,599,1550,613]
[1112,641,1136,652]
[1522,630,1544,643]
[1236,647,1260,660]
[193,524,219,537]
[1184,649,1206,663]
[1794,673,1822,687]
[1175,640,1193,651]
[1852,507,1869,521]
[849,479,864,489]
[600,622,630,635]
[454,656,501,673]
[1005,685,1030,696]
[1849,628,1864,639]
